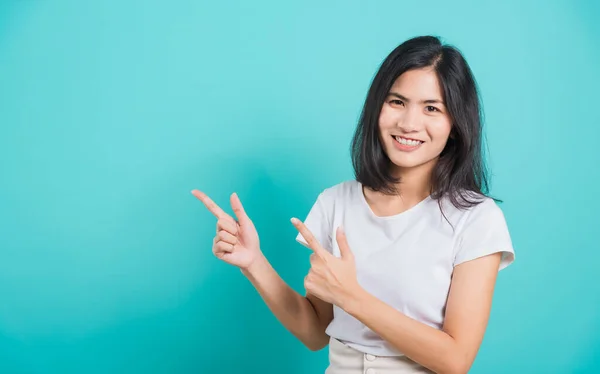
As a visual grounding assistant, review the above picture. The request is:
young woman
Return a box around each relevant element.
[192,35,515,374]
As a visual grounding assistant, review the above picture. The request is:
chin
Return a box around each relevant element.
[387,150,439,170]
[389,157,425,169]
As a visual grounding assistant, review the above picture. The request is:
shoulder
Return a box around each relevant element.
[316,179,360,203]
[450,193,515,270]
[434,191,505,227]
[458,195,507,231]
[425,192,502,232]
[299,180,359,220]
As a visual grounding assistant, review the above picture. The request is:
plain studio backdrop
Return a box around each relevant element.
[0,1,598,373]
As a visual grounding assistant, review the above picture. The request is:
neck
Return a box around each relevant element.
[361,160,436,216]
[389,158,436,201]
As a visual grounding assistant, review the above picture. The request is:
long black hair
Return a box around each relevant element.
[351,35,495,210]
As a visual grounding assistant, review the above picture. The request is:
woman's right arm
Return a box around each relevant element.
[242,255,333,351]
[191,189,332,351]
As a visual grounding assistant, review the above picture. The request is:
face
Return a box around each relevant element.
[378,67,452,175]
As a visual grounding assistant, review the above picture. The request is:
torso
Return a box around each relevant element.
[300,180,513,356]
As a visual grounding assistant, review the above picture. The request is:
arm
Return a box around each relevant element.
[191,189,333,351]
[242,254,333,351]
[343,253,502,374]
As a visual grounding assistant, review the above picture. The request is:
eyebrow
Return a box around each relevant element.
[388,92,445,105]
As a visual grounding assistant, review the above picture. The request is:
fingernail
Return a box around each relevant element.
[291,217,298,224]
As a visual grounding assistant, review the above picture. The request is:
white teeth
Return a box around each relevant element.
[394,136,422,146]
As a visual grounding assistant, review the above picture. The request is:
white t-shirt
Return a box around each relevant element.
[295,180,515,356]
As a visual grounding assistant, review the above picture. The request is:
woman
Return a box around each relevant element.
[192,35,515,374]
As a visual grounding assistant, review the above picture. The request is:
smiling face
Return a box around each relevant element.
[378,67,453,176]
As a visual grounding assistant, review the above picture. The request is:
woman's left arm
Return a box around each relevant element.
[292,220,503,374]
[346,251,501,374]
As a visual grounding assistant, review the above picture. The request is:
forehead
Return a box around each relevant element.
[389,68,443,99]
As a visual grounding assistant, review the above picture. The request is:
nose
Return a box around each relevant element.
[396,106,422,133]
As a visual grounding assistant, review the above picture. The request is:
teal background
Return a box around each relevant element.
[1,0,598,373]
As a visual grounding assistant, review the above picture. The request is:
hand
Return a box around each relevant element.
[291,218,361,310]
[192,190,262,270]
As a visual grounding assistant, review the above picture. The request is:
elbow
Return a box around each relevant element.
[443,366,467,374]
[306,342,326,352]
[440,356,470,374]
[432,347,470,374]
[303,334,330,352]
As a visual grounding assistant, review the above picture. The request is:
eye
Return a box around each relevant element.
[426,105,440,112]
[389,99,404,106]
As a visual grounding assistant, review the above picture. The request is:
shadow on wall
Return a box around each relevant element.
[182,148,333,373]
[135,139,330,373]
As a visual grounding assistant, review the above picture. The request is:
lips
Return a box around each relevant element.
[392,135,424,146]
[390,135,423,153]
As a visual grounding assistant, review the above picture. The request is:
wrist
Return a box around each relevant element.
[241,252,269,278]
[340,284,369,316]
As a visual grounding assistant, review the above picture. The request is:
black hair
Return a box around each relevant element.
[351,35,496,210]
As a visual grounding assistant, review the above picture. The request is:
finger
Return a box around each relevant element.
[191,190,229,219]
[304,272,320,295]
[230,192,251,226]
[309,252,324,268]
[304,274,313,291]
[214,240,234,253]
[308,262,326,278]
[217,230,237,245]
[212,236,219,255]
[335,226,353,259]
[212,237,220,256]
[291,217,329,258]
[217,218,238,235]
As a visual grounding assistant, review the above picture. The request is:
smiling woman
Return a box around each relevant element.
[193,35,515,374]
[380,69,452,166]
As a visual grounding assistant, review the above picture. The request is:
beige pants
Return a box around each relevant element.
[325,337,434,374]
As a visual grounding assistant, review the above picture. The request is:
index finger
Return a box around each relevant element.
[191,189,229,219]
[291,217,330,258]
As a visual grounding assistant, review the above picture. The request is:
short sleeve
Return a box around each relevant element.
[454,199,515,271]
[295,192,333,253]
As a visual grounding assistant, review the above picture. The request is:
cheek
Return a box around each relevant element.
[378,107,396,130]
[427,119,452,143]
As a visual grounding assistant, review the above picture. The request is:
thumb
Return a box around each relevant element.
[230,192,251,226]
[336,226,353,259]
